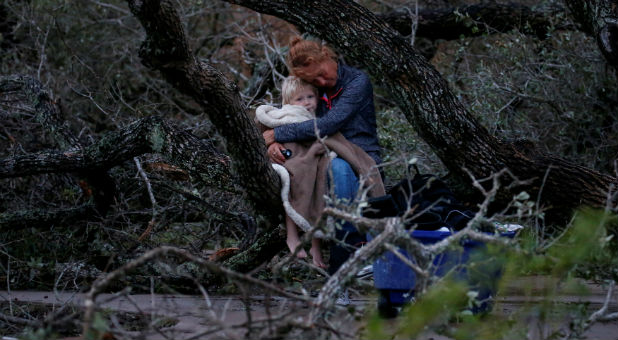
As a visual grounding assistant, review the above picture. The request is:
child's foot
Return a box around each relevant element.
[287,239,307,258]
[309,246,327,268]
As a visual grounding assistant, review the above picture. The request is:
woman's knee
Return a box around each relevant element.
[330,158,358,200]
[331,157,353,174]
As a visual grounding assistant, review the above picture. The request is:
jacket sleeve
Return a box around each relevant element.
[274,73,371,143]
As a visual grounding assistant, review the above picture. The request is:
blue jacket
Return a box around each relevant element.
[274,63,381,164]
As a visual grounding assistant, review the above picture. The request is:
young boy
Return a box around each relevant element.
[256,76,385,270]
[256,76,327,268]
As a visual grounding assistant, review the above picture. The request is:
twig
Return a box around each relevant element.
[6,259,12,316]
[82,246,312,336]
[535,164,553,239]
[134,156,157,241]
[404,1,419,46]
[0,312,40,327]
[309,217,401,322]
[37,24,50,81]
[562,280,617,339]
[383,242,428,278]
[588,281,615,323]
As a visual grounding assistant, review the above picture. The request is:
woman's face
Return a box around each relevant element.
[300,59,338,89]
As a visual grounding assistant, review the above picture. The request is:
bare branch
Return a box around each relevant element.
[310,217,401,322]
[0,75,81,150]
[378,2,573,41]
[0,204,97,231]
[0,116,232,189]
[82,245,312,336]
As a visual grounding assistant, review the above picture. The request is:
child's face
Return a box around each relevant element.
[291,87,317,113]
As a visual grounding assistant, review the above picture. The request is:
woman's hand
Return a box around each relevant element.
[263,129,286,164]
[267,142,286,164]
[262,129,276,146]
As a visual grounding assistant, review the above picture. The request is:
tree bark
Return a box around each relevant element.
[126,0,282,219]
[126,0,288,272]
[564,0,618,68]
[2,75,237,215]
[225,0,617,216]
[0,115,232,188]
[378,2,573,41]
[1,75,81,150]
[2,75,120,213]
[0,204,98,231]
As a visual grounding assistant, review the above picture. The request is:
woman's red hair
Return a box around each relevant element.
[287,37,336,77]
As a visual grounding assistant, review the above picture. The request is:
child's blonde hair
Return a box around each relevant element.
[281,76,317,105]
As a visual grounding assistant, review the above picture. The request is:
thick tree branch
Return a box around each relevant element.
[1,75,118,213]
[1,75,81,150]
[564,0,618,68]
[2,75,233,218]
[0,115,232,188]
[379,2,573,41]
[0,204,98,231]
[126,0,287,271]
[126,0,281,214]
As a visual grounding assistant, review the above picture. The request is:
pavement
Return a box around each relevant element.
[1,277,617,339]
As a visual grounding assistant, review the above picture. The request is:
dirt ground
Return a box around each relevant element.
[1,290,366,339]
[1,277,617,339]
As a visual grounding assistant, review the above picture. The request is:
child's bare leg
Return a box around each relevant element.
[286,216,307,258]
[310,238,327,268]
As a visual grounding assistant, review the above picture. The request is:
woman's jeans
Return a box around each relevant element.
[328,158,365,275]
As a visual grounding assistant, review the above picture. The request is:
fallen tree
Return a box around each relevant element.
[2,0,616,273]
[121,0,618,270]
[0,75,233,232]
[564,0,618,68]
[378,2,573,41]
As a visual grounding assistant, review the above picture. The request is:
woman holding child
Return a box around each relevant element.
[260,37,382,285]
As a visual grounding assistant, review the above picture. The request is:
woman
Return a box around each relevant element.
[263,37,381,166]
[263,37,381,302]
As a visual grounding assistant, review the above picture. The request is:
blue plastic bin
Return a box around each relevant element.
[369,229,515,316]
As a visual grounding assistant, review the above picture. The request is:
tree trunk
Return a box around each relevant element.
[126,0,282,219]
[564,0,618,68]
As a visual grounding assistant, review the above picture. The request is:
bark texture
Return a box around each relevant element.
[225,0,617,214]
[1,74,234,231]
[1,75,118,213]
[127,0,282,217]
[379,2,572,40]
[126,0,288,271]
[0,205,97,231]
[0,75,81,150]
[0,115,232,188]
[564,0,618,68]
